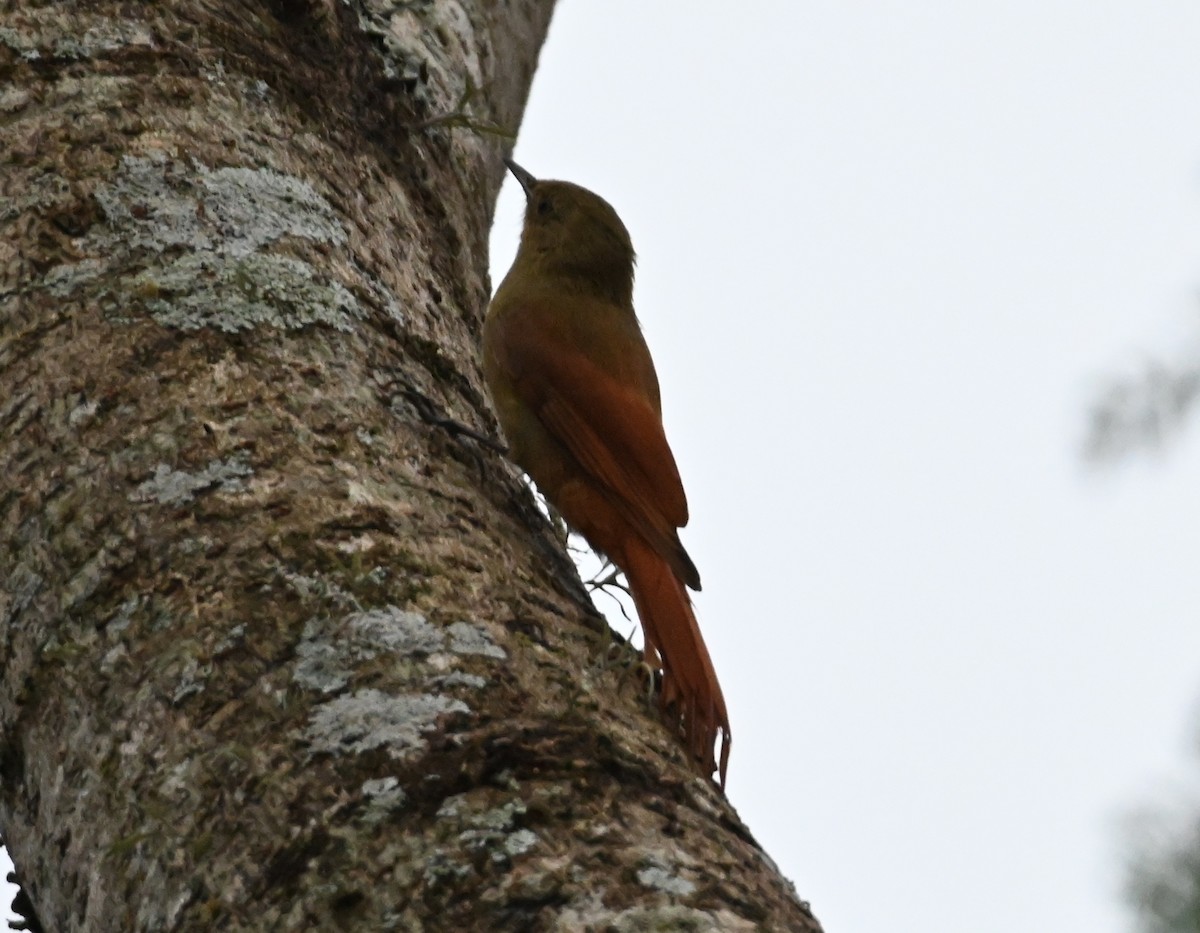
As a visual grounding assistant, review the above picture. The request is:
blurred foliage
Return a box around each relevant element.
[1085,356,1200,462]
[1123,744,1200,933]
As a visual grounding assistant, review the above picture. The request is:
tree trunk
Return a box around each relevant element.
[0,2,822,930]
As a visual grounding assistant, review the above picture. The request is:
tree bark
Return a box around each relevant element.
[0,2,822,930]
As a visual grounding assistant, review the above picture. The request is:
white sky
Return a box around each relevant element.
[6,2,1200,928]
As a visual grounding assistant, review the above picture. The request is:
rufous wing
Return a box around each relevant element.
[490,298,699,588]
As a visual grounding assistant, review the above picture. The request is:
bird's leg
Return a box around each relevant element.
[618,658,661,708]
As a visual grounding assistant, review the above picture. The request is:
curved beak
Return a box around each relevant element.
[503,158,538,198]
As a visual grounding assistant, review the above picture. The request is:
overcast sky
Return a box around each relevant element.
[486,3,1200,932]
[6,2,1200,929]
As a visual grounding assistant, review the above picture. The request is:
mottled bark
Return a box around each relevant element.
[0,2,822,931]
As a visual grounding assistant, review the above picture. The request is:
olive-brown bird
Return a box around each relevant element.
[483,160,730,786]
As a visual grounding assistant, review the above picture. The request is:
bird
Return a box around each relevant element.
[482,159,730,787]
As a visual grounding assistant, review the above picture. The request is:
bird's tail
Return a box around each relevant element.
[623,539,731,787]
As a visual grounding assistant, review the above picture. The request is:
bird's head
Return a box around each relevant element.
[505,159,636,306]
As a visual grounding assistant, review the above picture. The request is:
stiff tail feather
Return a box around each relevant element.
[623,540,731,787]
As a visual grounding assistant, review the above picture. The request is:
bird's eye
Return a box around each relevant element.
[535,197,553,216]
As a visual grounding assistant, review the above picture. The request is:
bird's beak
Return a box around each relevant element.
[504,158,538,198]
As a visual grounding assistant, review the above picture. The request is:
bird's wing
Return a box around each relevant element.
[490,298,694,576]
